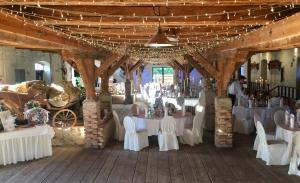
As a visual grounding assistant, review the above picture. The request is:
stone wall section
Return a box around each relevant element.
[214,97,233,147]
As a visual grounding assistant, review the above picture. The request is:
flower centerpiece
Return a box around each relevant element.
[24,100,49,126]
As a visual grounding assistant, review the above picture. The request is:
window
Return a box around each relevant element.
[152,67,174,84]
[35,63,44,71]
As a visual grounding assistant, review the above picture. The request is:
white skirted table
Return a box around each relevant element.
[0,125,55,166]
[276,122,300,143]
[132,112,193,136]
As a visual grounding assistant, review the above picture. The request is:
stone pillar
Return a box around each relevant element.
[83,99,101,148]
[214,97,233,148]
[124,79,133,104]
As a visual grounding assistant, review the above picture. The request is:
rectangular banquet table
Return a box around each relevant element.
[0,125,55,166]
[133,112,193,136]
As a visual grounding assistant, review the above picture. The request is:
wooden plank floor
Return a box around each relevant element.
[0,132,299,183]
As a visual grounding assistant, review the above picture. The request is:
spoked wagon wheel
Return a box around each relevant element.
[52,109,77,128]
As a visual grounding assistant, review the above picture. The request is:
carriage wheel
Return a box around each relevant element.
[52,109,77,128]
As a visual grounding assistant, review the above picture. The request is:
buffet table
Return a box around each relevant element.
[132,112,193,136]
[0,125,55,166]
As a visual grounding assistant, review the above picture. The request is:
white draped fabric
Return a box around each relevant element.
[181,106,205,146]
[158,116,179,151]
[256,121,291,166]
[0,125,54,166]
[288,132,300,176]
[123,116,149,151]
[132,113,193,136]
[113,110,125,141]
[232,106,254,134]
[275,123,300,144]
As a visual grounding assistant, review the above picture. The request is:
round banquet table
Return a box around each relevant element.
[275,122,300,143]
[132,112,193,136]
[0,125,54,166]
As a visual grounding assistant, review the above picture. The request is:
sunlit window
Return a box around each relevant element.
[152,67,173,84]
[35,63,44,71]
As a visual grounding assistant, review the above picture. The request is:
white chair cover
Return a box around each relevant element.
[233,106,254,134]
[274,109,285,125]
[198,90,206,107]
[288,132,300,176]
[256,121,291,165]
[158,116,179,151]
[181,106,205,146]
[253,112,275,150]
[113,110,125,141]
[123,116,149,151]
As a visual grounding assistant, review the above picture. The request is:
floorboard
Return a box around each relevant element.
[0,132,299,183]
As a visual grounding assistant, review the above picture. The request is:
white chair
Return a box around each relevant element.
[253,112,275,151]
[158,116,179,151]
[181,106,205,146]
[132,102,148,115]
[288,132,300,176]
[256,121,290,165]
[233,105,254,135]
[273,109,285,125]
[113,110,125,141]
[123,116,149,151]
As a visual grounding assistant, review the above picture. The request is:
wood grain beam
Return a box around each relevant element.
[215,12,300,52]
[95,54,120,77]
[2,0,299,6]
[172,60,185,73]
[38,19,269,27]
[108,55,129,76]
[185,56,210,78]
[129,60,142,73]
[0,12,98,52]
[184,49,218,79]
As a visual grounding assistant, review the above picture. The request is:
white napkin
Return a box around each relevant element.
[267,100,271,109]
[290,114,295,129]
[248,99,253,108]
[280,98,284,107]
[285,110,290,125]
[182,105,186,116]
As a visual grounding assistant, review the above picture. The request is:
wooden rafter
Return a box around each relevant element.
[184,51,218,78]
[185,56,209,78]
[0,11,98,52]
[95,54,120,77]
[1,0,300,6]
[108,55,129,76]
[129,60,142,73]
[215,12,300,52]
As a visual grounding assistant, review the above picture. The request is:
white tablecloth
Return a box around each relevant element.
[133,114,193,136]
[0,125,55,166]
[276,123,300,143]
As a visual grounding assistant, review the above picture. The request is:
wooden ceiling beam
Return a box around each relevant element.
[39,19,270,26]
[0,12,98,52]
[95,54,121,77]
[129,60,142,73]
[214,12,300,52]
[108,55,129,76]
[1,0,300,6]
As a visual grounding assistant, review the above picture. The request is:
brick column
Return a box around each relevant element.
[214,97,233,148]
[83,99,101,148]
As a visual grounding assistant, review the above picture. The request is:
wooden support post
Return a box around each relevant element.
[137,66,142,93]
[100,71,110,95]
[173,69,179,85]
[247,58,251,93]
